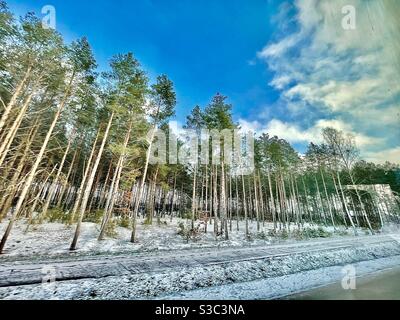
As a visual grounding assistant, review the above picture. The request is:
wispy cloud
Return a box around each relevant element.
[239,118,383,148]
[364,147,400,165]
[257,0,400,163]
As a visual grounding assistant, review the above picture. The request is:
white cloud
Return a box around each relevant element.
[258,33,302,58]
[365,147,400,165]
[270,75,292,90]
[256,0,400,162]
[239,118,383,148]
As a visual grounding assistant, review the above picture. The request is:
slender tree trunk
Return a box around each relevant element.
[275,178,282,229]
[0,122,39,220]
[98,159,113,209]
[40,134,74,219]
[279,174,289,231]
[229,173,233,232]
[247,176,253,221]
[88,163,103,212]
[349,194,361,227]
[57,147,78,208]
[98,163,122,240]
[200,174,205,214]
[314,175,327,225]
[268,170,277,231]
[221,160,228,240]
[25,165,58,232]
[321,169,335,229]
[337,171,357,234]
[209,165,213,226]
[0,72,74,254]
[294,176,304,227]
[241,173,249,237]
[348,171,373,233]
[131,126,156,243]
[331,172,347,226]
[70,113,114,250]
[0,92,34,167]
[258,173,265,227]
[149,168,159,224]
[235,176,240,232]
[170,170,177,222]
[213,165,218,235]
[99,121,132,239]
[0,66,32,134]
[191,164,198,230]
[301,177,312,224]
[69,128,101,223]
[204,164,208,225]
[253,173,260,231]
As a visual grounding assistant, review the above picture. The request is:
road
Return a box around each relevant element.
[288,266,400,300]
[0,234,398,288]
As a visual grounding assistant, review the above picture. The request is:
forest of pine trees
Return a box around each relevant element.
[1,1,399,254]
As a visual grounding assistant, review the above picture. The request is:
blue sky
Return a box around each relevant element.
[8,0,281,122]
[7,0,400,163]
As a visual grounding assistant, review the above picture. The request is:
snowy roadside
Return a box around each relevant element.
[160,255,400,300]
[0,218,370,261]
[1,238,400,300]
[0,219,270,260]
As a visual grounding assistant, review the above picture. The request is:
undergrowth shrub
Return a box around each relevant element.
[83,210,104,224]
[303,227,332,238]
[118,215,131,228]
[45,207,71,224]
[105,219,118,238]
[180,211,194,220]
[177,222,201,242]
[267,226,332,240]
[256,231,268,240]
[143,216,153,225]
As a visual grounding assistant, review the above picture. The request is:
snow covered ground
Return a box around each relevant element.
[160,255,400,300]
[0,218,364,259]
[1,217,399,300]
[1,235,399,300]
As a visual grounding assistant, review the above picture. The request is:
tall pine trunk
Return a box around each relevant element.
[0,72,74,254]
[70,113,114,250]
[69,128,101,223]
[40,134,74,219]
[241,173,249,237]
[0,66,32,134]
[131,126,156,243]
